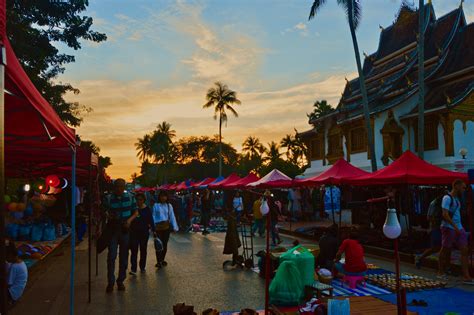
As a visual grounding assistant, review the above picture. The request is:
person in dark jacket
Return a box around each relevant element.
[129,193,154,274]
[264,190,282,246]
[316,224,338,269]
[201,189,212,235]
[223,213,241,265]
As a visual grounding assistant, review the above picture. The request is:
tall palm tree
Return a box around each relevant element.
[417,0,425,159]
[309,0,377,171]
[135,134,152,162]
[203,82,241,176]
[307,100,335,123]
[280,134,295,160]
[265,141,281,164]
[242,136,266,159]
[156,121,176,140]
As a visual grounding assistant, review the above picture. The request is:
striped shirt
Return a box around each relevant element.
[104,192,136,221]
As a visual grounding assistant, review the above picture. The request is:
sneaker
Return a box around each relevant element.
[162,261,168,267]
[414,255,421,269]
[117,283,125,291]
[155,263,161,268]
[140,269,146,273]
[129,271,137,276]
[106,284,114,293]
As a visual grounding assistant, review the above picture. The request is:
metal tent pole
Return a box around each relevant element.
[0,43,7,315]
[70,146,77,315]
[88,165,92,303]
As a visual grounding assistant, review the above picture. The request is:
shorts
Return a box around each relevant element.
[430,228,442,248]
[441,227,468,249]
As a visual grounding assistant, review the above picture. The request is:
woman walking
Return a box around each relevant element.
[152,191,179,269]
[264,190,282,246]
[129,193,154,275]
[233,191,244,225]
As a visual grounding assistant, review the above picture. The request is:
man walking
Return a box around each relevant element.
[103,179,138,292]
[438,179,473,284]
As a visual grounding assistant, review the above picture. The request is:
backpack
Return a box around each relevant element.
[428,194,453,227]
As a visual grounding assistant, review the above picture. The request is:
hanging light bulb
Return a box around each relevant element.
[383,208,401,239]
[24,184,31,192]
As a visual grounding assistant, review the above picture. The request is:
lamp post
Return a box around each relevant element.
[383,207,406,315]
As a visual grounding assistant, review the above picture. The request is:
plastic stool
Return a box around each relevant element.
[342,275,366,289]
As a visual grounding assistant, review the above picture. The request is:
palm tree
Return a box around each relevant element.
[280,134,295,160]
[265,141,281,164]
[307,100,335,123]
[203,82,241,176]
[156,121,176,140]
[135,134,152,162]
[150,121,176,165]
[242,136,266,159]
[309,0,377,171]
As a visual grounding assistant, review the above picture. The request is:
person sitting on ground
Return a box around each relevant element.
[316,224,339,270]
[6,241,28,305]
[333,229,367,276]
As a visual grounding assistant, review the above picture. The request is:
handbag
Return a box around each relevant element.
[154,236,164,252]
[155,204,171,231]
[260,199,270,216]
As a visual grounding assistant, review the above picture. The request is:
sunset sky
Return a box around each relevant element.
[62,0,473,179]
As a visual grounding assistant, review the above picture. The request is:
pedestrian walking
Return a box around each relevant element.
[129,192,154,275]
[152,191,179,269]
[264,190,282,246]
[103,179,138,293]
[252,197,264,237]
[438,179,473,284]
[233,191,244,225]
[201,189,211,235]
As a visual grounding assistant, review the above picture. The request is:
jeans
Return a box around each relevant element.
[252,218,264,236]
[236,211,242,225]
[77,222,87,242]
[130,230,149,272]
[155,228,171,264]
[107,231,130,285]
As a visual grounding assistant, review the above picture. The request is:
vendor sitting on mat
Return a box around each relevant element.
[333,228,367,276]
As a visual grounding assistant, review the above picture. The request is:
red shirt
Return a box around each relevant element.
[339,239,367,273]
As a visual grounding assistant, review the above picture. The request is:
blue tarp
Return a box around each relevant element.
[377,288,474,315]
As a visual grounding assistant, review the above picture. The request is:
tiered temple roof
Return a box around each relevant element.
[308,3,473,126]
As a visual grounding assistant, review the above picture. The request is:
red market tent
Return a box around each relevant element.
[191,178,215,188]
[175,180,194,191]
[247,169,292,189]
[224,173,260,189]
[296,158,370,186]
[208,173,240,189]
[345,151,468,186]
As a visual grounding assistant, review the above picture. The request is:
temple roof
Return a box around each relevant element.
[334,4,467,120]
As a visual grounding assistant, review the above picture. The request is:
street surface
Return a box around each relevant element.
[10,232,474,315]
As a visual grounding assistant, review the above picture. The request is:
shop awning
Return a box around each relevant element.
[223,173,260,189]
[208,173,240,189]
[296,158,370,186]
[5,39,76,148]
[247,169,292,188]
[191,178,215,188]
[345,151,468,185]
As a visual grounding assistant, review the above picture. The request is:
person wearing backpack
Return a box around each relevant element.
[438,179,473,284]
[414,190,445,268]
[152,191,179,269]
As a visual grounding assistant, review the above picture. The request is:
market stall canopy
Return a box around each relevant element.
[199,176,224,189]
[224,173,260,189]
[208,173,240,189]
[175,180,193,191]
[4,39,76,148]
[191,178,215,188]
[296,158,370,186]
[345,151,468,185]
[247,169,292,188]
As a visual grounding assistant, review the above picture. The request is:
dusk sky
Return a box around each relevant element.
[62,0,474,179]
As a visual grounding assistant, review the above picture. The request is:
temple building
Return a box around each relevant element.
[300,3,474,177]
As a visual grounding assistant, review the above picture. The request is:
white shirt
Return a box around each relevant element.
[152,203,179,231]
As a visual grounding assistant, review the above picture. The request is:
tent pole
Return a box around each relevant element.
[0,44,7,315]
[70,146,77,315]
[88,165,92,303]
[264,200,270,315]
[338,186,342,233]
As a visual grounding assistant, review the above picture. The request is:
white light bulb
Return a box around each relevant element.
[24,184,31,192]
[383,208,401,239]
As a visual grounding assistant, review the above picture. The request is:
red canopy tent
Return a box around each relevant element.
[191,177,215,188]
[296,158,370,186]
[223,173,260,189]
[246,169,292,189]
[175,180,193,191]
[208,173,240,189]
[345,151,468,185]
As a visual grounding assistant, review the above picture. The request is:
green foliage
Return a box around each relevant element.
[307,100,335,123]
[7,0,107,126]
[79,139,112,169]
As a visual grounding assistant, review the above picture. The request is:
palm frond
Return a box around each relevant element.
[337,0,362,30]
[226,105,239,117]
[309,0,327,20]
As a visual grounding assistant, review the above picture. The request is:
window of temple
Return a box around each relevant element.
[350,127,368,153]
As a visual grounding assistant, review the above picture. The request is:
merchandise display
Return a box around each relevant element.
[366,273,447,292]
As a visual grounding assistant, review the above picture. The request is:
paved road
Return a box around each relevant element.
[10,231,474,315]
